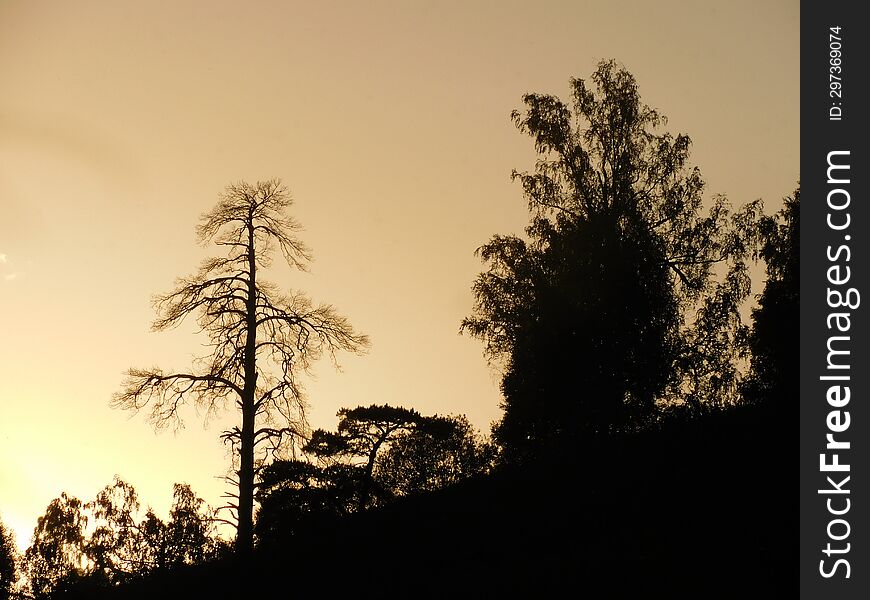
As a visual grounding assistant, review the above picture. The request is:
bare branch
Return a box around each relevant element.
[112,369,243,430]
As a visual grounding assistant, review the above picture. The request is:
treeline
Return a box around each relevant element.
[0,405,494,599]
[1,59,798,598]
[1,480,223,599]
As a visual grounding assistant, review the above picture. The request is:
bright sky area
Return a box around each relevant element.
[0,0,798,550]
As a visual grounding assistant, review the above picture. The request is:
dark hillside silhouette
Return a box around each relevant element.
[93,404,793,599]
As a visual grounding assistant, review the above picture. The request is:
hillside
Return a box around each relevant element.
[96,403,793,599]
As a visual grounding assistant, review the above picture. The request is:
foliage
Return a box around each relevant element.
[84,478,222,584]
[744,185,800,403]
[255,460,363,541]
[376,415,494,496]
[256,407,493,541]
[24,493,89,599]
[21,479,221,598]
[305,405,425,510]
[85,477,143,584]
[163,484,222,568]
[113,179,369,552]
[0,518,16,600]
[462,60,760,460]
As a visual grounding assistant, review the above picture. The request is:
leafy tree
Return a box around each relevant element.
[85,477,144,585]
[113,179,369,552]
[85,478,221,583]
[376,415,494,496]
[462,60,759,460]
[256,409,491,541]
[22,479,222,597]
[162,483,221,568]
[0,518,16,600]
[744,185,799,403]
[24,493,89,599]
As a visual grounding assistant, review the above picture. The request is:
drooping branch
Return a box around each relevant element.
[113,369,244,430]
[152,274,250,332]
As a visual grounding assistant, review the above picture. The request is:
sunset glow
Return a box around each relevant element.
[1,0,797,557]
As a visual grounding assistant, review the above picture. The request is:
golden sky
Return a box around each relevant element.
[0,0,798,549]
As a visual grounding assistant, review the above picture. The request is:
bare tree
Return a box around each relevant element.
[113,179,369,553]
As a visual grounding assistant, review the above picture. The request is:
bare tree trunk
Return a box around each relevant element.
[237,399,255,553]
[236,215,258,554]
[359,430,389,511]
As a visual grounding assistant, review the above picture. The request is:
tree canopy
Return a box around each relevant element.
[744,184,800,405]
[462,60,760,460]
[376,414,494,496]
[24,493,89,600]
[114,179,369,553]
[305,405,428,511]
[255,406,492,543]
[0,518,16,600]
[21,479,223,598]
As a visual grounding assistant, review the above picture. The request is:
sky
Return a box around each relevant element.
[0,0,798,550]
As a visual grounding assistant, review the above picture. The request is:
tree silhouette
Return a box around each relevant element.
[744,184,799,404]
[162,484,223,568]
[24,493,89,599]
[462,60,759,460]
[85,477,144,585]
[256,409,491,543]
[305,405,423,510]
[113,179,369,553]
[21,480,223,597]
[376,414,493,496]
[254,460,363,542]
[0,518,16,600]
[85,478,222,584]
